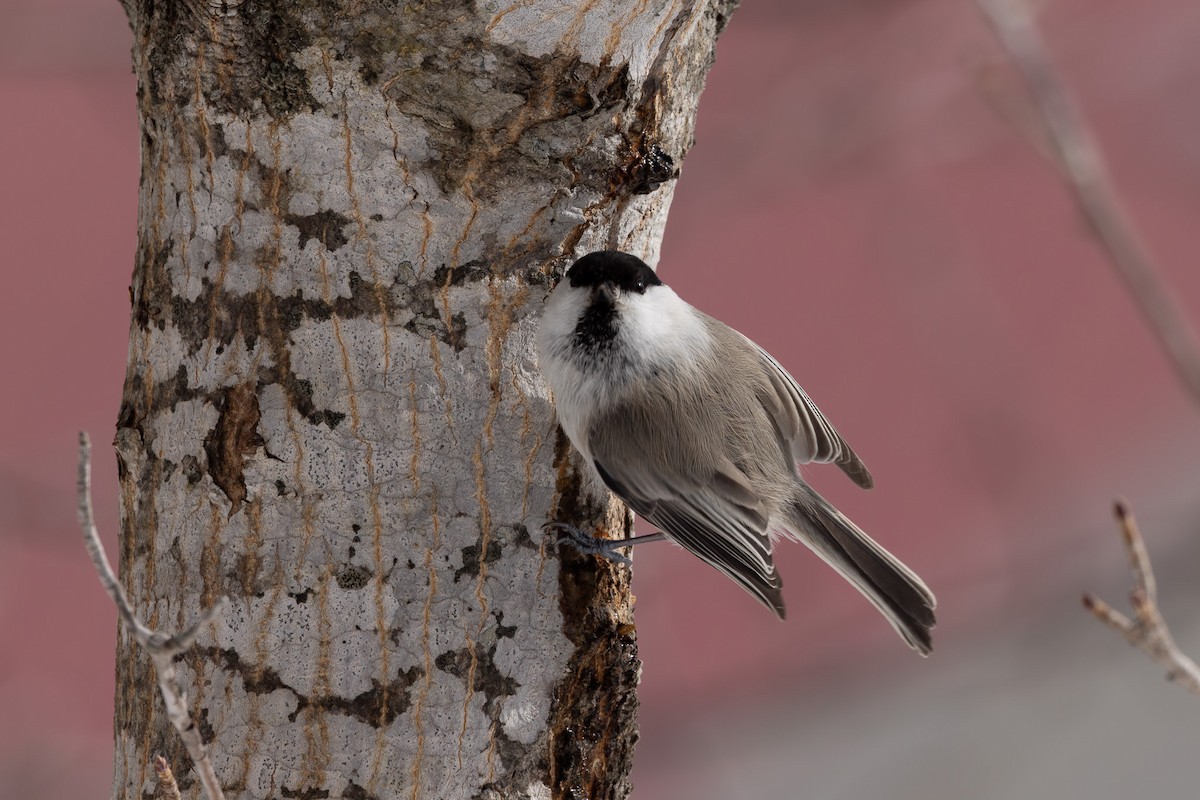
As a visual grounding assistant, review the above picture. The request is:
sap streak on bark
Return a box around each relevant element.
[113,0,737,798]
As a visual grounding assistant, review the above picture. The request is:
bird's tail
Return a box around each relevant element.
[783,488,936,655]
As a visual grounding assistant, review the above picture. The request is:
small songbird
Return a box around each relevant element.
[536,250,936,654]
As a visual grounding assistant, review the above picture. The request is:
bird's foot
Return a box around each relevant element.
[544,522,634,566]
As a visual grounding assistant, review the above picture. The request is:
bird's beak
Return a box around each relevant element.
[595,283,617,303]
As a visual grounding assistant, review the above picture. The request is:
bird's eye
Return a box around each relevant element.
[633,279,645,293]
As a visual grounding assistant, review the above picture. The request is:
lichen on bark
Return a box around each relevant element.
[112,0,738,797]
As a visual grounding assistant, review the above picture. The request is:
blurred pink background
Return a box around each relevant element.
[4,0,1200,797]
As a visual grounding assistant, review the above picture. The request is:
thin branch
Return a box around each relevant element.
[77,432,229,800]
[153,755,184,800]
[975,0,1200,407]
[1082,501,1200,695]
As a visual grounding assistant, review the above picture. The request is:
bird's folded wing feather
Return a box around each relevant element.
[589,434,786,616]
[749,339,874,489]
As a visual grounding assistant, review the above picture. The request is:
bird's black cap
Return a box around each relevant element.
[567,251,663,294]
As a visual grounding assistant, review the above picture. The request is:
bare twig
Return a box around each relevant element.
[1082,501,1200,695]
[975,0,1200,407]
[77,432,229,800]
[153,755,184,800]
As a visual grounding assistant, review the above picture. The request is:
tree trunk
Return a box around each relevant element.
[113,1,736,798]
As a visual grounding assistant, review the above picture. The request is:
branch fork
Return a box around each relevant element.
[77,432,229,800]
[1083,501,1200,695]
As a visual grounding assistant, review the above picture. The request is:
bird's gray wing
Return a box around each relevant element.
[589,425,787,617]
[749,339,874,489]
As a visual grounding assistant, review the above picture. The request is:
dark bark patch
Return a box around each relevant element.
[203,382,264,516]
[472,721,539,798]
[399,269,472,353]
[114,637,158,750]
[149,270,387,358]
[113,428,166,565]
[376,28,633,198]
[336,0,477,87]
[493,610,517,640]
[199,645,293,696]
[553,59,631,118]
[342,782,380,800]
[620,143,677,195]
[303,667,423,728]
[444,311,468,352]
[509,522,537,550]
[490,722,531,773]
[285,209,352,251]
[180,454,204,484]
[119,363,197,436]
[198,645,421,729]
[431,259,491,288]
[130,240,173,333]
[343,271,385,316]
[196,705,215,746]
[134,0,316,117]
[336,564,373,590]
[122,363,343,443]
[282,788,330,799]
[434,640,519,715]
[609,76,679,199]
[271,367,347,430]
[454,534,502,583]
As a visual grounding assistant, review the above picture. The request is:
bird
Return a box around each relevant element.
[536,250,936,654]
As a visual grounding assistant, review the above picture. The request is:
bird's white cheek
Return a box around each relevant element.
[617,289,713,366]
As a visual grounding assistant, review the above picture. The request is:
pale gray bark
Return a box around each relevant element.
[113,1,737,798]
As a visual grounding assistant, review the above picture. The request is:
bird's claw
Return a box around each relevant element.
[543,521,634,566]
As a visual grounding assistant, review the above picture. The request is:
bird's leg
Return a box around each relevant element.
[543,522,668,566]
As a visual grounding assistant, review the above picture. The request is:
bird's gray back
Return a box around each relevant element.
[588,314,799,515]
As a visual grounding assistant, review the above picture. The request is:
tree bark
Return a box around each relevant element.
[113,1,736,798]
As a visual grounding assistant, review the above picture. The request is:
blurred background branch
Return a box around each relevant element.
[976,0,1200,408]
[977,0,1200,697]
